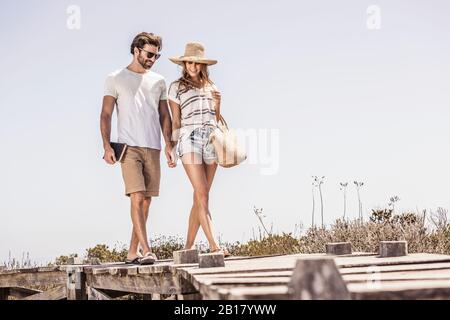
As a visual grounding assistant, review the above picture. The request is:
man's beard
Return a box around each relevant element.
[138,56,152,70]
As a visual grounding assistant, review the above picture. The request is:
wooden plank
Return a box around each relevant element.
[138,262,173,274]
[178,253,380,278]
[177,293,202,300]
[0,288,8,300]
[108,266,139,276]
[179,253,450,300]
[8,287,42,299]
[335,253,450,268]
[59,262,123,273]
[195,271,293,279]
[349,280,450,299]
[87,286,113,300]
[86,272,180,295]
[339,262,450,275]
[223,285,289,300]
[23,285,67,300]
[92,267,111,275]
[195,276,290,287]
[343,269,450,283]
[0,271,66,288]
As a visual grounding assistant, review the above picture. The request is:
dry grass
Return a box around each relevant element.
[3,208,450,268]
[228,208,450,257]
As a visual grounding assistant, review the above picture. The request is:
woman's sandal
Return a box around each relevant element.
[211,247,231,258]
[139,252,158,265]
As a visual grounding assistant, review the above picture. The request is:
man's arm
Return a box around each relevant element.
[100,95,116,164]
[158,99,173,146]
[159,99,176,167]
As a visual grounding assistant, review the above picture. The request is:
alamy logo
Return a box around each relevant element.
[366,5,381,30]
[66,5,81,30]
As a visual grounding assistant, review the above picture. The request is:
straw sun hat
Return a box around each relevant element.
[169,42,217,66]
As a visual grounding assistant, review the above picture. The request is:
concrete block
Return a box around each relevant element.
[173,249,199,264]
[198,252,225,268]
[379,241,408,257]
[288,256,350,300]
[67,257,83,265]
[326,242,352,255]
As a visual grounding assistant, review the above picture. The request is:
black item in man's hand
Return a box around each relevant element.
[103,142,128,162]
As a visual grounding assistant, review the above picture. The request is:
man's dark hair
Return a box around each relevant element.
[130,32,162,54]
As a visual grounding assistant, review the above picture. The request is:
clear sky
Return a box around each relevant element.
[1,0,449,265]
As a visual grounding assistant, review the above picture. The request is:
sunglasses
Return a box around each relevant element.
[138,47,161,60]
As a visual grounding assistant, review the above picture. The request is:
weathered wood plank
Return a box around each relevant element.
[177,293,203,300]
[108,266,138,276]
[138,263,173,274]
[195,271,293,279]
[225,285,290,300]
[178,252,391,278]
[335,253,450,268]
[343,269,450,283]
[0,271,66,288]
[0,288,8,300]
[8,287,42,299]
[87,286,112,300]
[59,262,123,272]
[339,262,450,275]
[349,280,450,299]
[86,272,180,295]
[196,276,290,287]
[23,285,66,300]
[177,253,450,300]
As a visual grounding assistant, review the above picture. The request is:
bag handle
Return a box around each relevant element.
[218,114,228,129]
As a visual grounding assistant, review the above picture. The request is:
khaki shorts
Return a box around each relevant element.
[120,146,161,198]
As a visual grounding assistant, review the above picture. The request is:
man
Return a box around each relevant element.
[100,32,175,265]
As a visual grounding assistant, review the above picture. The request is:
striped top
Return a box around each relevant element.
[168,80,219,142]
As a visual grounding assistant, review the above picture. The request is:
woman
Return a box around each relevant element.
[167,42,230,256]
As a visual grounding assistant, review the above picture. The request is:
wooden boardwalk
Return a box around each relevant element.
[3,251,450,300]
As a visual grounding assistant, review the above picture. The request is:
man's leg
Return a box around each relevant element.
[127,197,152,260]
[127,191,152,260]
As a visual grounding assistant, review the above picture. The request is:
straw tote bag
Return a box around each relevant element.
[208,115,247,168]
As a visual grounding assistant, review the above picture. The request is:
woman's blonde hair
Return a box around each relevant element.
[175,62,214,98]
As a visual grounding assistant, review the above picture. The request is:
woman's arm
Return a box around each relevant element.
[168,99,182,143]
[212,90,221,122]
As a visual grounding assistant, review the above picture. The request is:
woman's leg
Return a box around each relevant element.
[181,152,220,251]
[184,160,218,249]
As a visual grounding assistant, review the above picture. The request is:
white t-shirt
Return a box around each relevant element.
[104,68,167,149]
[167,81,218,142]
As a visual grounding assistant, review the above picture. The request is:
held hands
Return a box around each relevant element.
[103,146,116,165]
[165,143,177,168]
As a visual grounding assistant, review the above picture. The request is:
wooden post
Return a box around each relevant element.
[379,241,408,257]
[66,267,87,300]
[198,252,225,268]
[288,256,351,300]
[0,288,9,300]
[173,249,199,264]
[177,293,202,300]
[326,242,352,255]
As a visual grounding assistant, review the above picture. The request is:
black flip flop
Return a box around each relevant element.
[125,257,140,265]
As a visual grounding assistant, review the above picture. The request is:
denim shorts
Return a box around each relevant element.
[177,126,217,162]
